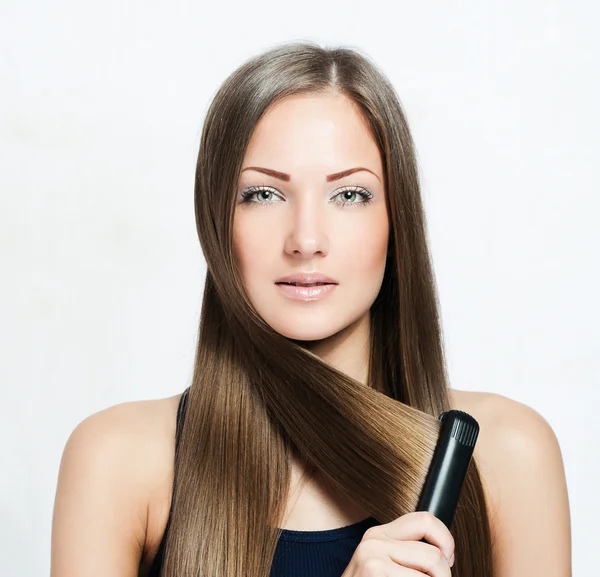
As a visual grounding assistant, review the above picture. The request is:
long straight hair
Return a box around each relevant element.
[160,41,494,576]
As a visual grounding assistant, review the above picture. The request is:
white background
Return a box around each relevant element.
[1,1,597,575]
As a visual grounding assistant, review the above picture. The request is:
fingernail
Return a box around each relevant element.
[449,553,455,567]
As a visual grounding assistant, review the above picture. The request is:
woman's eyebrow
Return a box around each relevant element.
[241,166,381,183]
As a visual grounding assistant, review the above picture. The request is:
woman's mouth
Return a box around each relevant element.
[275,282,337,301]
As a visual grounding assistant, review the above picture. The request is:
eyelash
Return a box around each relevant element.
[239,185,374,208]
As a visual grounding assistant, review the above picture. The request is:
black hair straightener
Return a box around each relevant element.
[416,410,480,528]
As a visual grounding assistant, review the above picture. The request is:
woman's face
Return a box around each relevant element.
[233,91,389,342]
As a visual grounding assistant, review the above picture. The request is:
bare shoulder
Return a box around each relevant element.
[447,388,563,503]
[448,389,571,575]
[51,392,182,577]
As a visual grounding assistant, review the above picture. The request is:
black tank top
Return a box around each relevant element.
[146,387,380,577]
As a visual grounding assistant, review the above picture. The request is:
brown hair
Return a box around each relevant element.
[160,41,494,576]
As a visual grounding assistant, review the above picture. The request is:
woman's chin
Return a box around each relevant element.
[277,326,338,343]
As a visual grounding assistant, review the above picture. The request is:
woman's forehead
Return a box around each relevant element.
[241,94,382,180]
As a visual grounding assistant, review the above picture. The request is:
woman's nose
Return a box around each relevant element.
[283,197,329,258]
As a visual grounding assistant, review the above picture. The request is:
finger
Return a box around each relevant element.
[387,567,426,576]
[386,539,452,577]
[355,534,451,577]
[353,558,424,577]
[364,512,455,562]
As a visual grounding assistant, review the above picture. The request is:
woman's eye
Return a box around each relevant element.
[332,187,374,206]
[239,186,374,207]
[240,186,281,204]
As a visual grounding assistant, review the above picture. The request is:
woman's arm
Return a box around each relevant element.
[474,393,572,576]
[50,402,153,577]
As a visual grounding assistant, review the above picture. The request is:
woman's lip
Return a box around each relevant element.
[275,282,337,301]
[275,282,335,286]
[275,275,337,284]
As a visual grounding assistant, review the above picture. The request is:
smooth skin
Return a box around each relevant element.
[343,511,455,576]
[51,92,572,576]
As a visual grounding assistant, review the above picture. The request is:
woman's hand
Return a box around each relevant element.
[341,512,455,576]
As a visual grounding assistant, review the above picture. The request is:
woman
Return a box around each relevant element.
[51,42,571,576]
